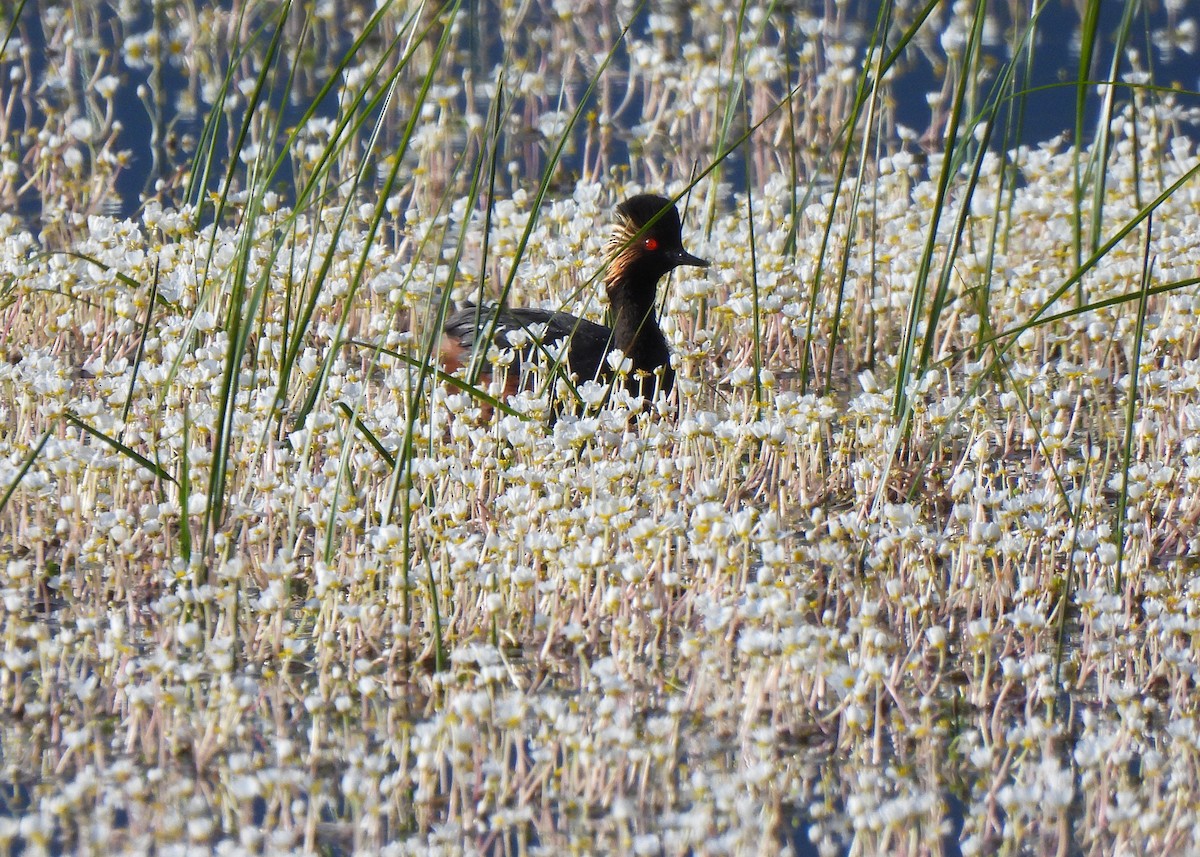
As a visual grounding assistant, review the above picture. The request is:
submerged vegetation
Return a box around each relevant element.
[3,0,1200,854]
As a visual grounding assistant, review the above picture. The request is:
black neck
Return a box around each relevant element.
[607,277,673,394]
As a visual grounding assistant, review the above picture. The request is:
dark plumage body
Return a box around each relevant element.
[440,194,708,402]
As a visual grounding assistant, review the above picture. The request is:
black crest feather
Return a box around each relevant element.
[615,194,682,237]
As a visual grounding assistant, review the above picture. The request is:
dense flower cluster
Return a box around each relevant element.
[3,1,1200,855]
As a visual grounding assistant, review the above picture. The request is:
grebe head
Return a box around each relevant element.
[606,194,709,287]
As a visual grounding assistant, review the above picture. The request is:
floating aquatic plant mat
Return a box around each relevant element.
[5,1,1200,855]
[5,134,1200,853]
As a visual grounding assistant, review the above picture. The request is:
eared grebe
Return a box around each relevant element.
[440,193,708,404]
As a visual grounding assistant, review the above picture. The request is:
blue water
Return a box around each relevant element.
[7,1,1199,222]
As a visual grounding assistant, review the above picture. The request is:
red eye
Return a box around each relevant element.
[643,237,659,251]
